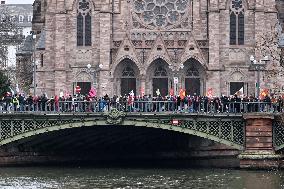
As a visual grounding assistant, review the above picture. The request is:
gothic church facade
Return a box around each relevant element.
[32,0,280,97]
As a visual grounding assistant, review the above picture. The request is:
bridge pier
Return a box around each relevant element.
[239,113,283,169]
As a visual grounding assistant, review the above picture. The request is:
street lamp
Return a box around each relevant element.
[180,63,184,70]
[87,63,91,69]
[33,59,39,96]
[250,55,269,99]
[98,63,103,69]
[172,49,180,95]
[32,34,37,96]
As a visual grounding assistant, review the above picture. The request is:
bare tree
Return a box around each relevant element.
[16,56,33,94]
[255,22,284,81]
[0,6,23,66]
[252,22,284,96]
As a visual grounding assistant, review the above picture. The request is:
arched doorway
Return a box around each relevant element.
[73,71,94,96]
[113,59,139,96]
[153,66,168,97]
[185,65,201,96]
[121,66,136,96]
[228,71,248,96]
[183,59,205,96]
[147,58,170,97]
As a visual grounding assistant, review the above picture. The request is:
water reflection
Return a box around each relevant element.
[0,167,282,189]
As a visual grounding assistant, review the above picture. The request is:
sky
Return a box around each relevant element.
[6,0,34,4]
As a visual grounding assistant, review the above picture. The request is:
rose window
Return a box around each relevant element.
[133,0,190,28]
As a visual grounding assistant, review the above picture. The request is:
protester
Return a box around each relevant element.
[0,91,282,113]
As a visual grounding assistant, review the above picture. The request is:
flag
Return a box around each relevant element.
[15,84,19,93]
[169,88,174,96]
[179,88,186,100]
[129,90,134,97]
[207,88,213,98]
[89,87,96,97]
[172,119,179,125]
[59,91,64,97]
[260,88,269,99]
[140,87,144,96]
[65,91,70,97]
[235,87,243,97]
[156,89,160,96]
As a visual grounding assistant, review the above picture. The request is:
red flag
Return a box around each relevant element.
[169,88,174,96]
[140,87,145,96]
[260,88,269,100]
[179,89,186,100]
[207,88,213,98]
[89,87,96,97]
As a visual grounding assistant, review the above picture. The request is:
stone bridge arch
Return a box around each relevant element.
[0,112,245,150]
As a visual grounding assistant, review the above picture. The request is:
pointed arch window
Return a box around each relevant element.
[77,0,92,46]
[122,66,135,77]
[154,66,168,77]
[230,0,244,45]
[186,66,200,78]
[121,65,136,96]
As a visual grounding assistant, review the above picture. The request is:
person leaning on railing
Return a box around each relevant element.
[1,92,284,113]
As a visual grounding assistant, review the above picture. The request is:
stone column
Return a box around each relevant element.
[207,2,221,96]
[239,113,283,169]
[54,13,67,96]
[140,77,146,96]
[98,4,112,97]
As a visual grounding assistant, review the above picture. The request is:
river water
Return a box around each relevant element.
[0,167,282,189]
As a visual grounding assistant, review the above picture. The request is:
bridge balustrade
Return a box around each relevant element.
[0,101,283,114]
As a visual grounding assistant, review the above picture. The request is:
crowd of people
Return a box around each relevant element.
[0,92,283,113]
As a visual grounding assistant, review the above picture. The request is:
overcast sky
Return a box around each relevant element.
[6,0,33,4]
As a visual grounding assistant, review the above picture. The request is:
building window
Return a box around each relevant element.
[28,15,32,22]
[19,15,24,23]
[186,66,199,77]
[77,0,92,47]
[132,0,191,28]
[121,66,136,96]
[185,65,201,96]
[40,54,44,67]
[230,0,244,45]
[122,66,135,77]
[154,66,167,77]
[152,63,169,97]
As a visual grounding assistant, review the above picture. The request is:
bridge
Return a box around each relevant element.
[0,107,283,168]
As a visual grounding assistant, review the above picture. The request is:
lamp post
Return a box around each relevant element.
[98,63,103,69]
[172,47,185,96]
[173,48,178,95]
[250,55,269,99]
[86,63,103,92]
[32,34,37,96]
[97,64,103,95]
[87,63,91,69]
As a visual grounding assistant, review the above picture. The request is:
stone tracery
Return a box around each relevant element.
[230,0,244,45]
[132,0,191,28]
[77,0,92,46]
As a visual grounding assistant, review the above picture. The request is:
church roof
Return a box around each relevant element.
[16,35,33,55]
[36,29,45,50]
